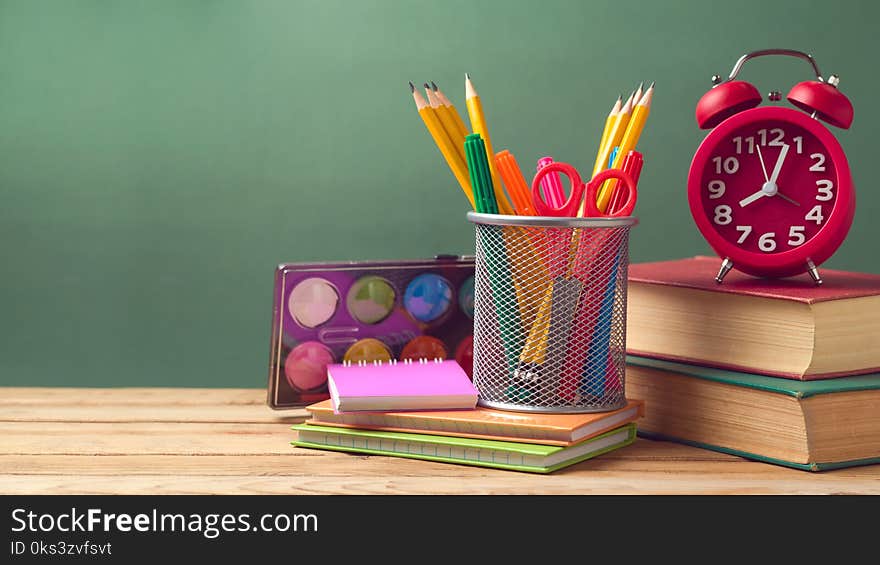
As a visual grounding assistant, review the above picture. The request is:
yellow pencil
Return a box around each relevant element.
[633,82,644,114]
[432,81,470,139]
[596,82,654,212]
[596,95,622,166]
[591,91,634,180]
[410,82,475,209]
[579,95,622,217]
[465,73,515,215]
[425,83,467,163]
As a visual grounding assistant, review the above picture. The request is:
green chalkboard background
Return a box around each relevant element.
[1,0,878,387]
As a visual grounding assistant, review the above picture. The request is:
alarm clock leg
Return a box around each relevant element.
[806,259,823,286]
[714,257,734,284]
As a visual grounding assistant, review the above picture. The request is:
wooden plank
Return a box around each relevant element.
[0,421,734,459]
[3,466,879,495]
[0,387,269,406]
[0,405,307,424]
[0,422,294,456]
[0,387,307,422]
[5,441,878,496]
[2,387,879,495]
[0,441,748,476]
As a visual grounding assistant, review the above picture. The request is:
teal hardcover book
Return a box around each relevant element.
[627,356,880,471]
[292,423,637,474]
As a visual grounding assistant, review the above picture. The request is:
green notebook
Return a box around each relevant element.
[292,423,637,474]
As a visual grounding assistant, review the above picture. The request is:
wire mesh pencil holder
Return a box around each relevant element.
[467,212,638,413]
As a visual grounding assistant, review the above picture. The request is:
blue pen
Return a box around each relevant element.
[580,245,623,399]
[608,146,619,169]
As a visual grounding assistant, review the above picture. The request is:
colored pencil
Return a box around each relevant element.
[426,83,467,163]
[596,83,653,212]
[607,146,619,169]
[591,91,633,182]
[432,81,470,139]
[594,95,622,177]
[465,73,515,215]
[410,82,475,209]
[632,82,644,114]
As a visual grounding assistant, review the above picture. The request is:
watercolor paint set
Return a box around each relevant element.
[267,256,476,409]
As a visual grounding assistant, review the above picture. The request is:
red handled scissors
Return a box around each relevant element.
[531,163,637,217]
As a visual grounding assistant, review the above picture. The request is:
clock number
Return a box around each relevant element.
[758,232,777,253]
[712,156,739,174]
[816,179,834,201]
[707,180,726,199]
[735,225,752,244]
[793,136,803,154]
[713,205,733,225]
[806,205,824,225]
[767,128,785,146]
[756,128,784,146]
[732,136,755,154]
[788,226,806,246]
[809,153,826,172]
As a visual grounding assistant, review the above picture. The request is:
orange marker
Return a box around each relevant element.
[495,150,537,216]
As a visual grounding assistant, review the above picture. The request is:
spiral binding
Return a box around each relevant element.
[341,358,445,367]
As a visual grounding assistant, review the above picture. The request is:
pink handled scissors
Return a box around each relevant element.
[531,163,637,217]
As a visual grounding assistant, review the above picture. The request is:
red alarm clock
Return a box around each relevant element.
[688,49,855,285]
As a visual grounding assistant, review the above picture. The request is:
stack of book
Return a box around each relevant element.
[292,359,644,473]
[625,256,880,471]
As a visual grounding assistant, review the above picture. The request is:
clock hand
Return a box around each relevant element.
[768,143,790,186]
[756,144,770,182]
[739,189,767,208]
[776,191,800,206]
[741,143,794,208]
[741,144,775,208]
[739,186,799,207]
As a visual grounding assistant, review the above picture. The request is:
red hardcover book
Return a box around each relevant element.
[626,256,880,380]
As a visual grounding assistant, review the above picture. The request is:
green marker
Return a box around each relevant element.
[464,135,485,212]
[465,133,521,374]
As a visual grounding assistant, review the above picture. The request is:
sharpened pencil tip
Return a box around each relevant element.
[430,81,438,91]
[423,82,431,90]
[465,72,471,81]
[409,81,415,92]
[649,81,655,89]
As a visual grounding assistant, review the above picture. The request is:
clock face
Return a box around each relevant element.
[699,119,837,255]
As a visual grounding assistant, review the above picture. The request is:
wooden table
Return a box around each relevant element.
[3,387,879,494]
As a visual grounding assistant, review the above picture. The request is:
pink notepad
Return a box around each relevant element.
[326,360,478,413]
